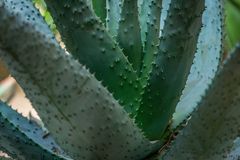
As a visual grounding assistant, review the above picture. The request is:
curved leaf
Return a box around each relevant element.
[136,0,205,140]
[0,0,158,159]
[0,101,66,160]
[164,45,240,160]
[139,0,162,46]
[172,0,224,128]
[92,0,107,23]
[117,0,142,72]
[106,0,122,38]
[139,0,162,86]
[227,137,240,159]
[159,0,171,37]
[44,0,142,115]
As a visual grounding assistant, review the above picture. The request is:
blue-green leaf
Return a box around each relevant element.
[164,44,240,160]
[159,0,171,37]
[227,137,240,159]
[106,0,122,38]
[172,0,224,128]
[0,101,66,160]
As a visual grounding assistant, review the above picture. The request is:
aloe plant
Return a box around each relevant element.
[2,0,240,159]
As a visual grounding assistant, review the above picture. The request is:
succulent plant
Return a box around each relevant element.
[1,0,239,159]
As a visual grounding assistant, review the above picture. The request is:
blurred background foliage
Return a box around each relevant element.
[32,0,57,34]
[225,0,240,51]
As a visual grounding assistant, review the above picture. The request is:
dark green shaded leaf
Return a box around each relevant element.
[117,0,142,72]
[45,0,142,115]
[92,0,107,23]
[139,0,162,86]
[136,0,205,140]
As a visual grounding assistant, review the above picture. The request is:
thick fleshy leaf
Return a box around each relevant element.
[159,0,171,37]
[117,0,142,72]
[163,45,240,160]
[44,0,142,115]
[136,0,205,140]
[106,0,122,38]
[0,101,66,160]
[227,137,240,159]
[139,0,162,86]
[172,0,224,128]
[139,0,162,46]
[0,0,158,159]
[92,0,107,23]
